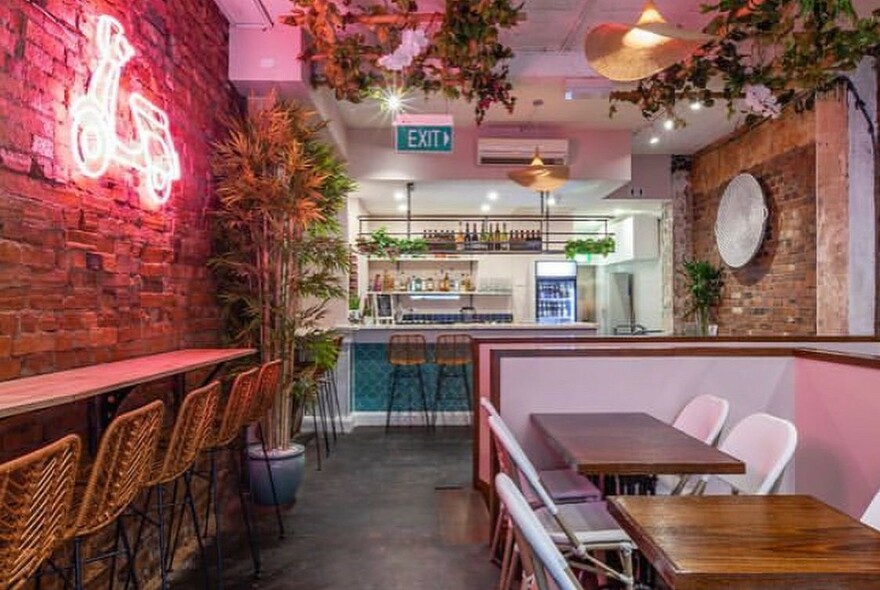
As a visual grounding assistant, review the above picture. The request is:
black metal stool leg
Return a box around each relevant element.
[119,517,140,590]
[317,382,331,454]
[329,369,344,436]
[228,447,261,579]
[385,365,399,431]
[156,484,169,590]
[257,421,285,538]
[417,364,431,429]
[73,537,84,590]
[310,404,323,470]
[462,364,472,424]
[209,452,224,590]
[182,470,212,590]
[433,364,444,428]
[323,378,338,444]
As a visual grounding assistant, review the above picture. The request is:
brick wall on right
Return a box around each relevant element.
[686,106,820,335]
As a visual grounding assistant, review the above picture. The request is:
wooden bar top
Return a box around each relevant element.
[531,412,744,476]
[0,348,255,418]
[608,495,880,590]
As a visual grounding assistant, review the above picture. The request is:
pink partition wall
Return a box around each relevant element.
[477,347,795,489]
[795,358,880,517]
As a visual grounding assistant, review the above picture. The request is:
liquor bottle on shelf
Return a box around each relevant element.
[501,223,509,251]
[456,223,464,251]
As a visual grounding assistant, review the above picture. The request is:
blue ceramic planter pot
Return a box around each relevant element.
[247,444,305,506]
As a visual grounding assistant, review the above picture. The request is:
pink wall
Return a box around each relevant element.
[795,358,880,517]
[484,354,795,491]
[475,340,880,520]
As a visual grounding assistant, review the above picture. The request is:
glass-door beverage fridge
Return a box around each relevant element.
[535,261,577,324]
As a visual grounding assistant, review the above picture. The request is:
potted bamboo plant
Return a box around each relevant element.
[681,259,724,336]
[210,94,354,503]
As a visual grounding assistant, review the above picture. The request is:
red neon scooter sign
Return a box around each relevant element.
[70,15,180,206]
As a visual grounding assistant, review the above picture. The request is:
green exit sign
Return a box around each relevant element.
[394,114,454,153]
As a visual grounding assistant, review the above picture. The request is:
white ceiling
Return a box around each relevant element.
[217,0,880,216]
[353,178,665,217]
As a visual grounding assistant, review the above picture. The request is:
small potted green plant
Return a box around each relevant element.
[348,293,362,323]
[681,259,724,336]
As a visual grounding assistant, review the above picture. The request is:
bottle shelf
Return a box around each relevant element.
[367,290,511,296]
[366,255,479,262]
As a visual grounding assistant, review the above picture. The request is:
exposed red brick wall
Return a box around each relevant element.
[0,0,238,382]
[0,1,240,586]
[687,107,819,335]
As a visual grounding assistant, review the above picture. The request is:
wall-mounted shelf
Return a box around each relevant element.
[358,214,614,255]
[367,290,511,296]
[367,255,479,262]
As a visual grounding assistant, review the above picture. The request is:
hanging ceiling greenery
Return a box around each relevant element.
[283,0,523,124]
[608,0,880,129]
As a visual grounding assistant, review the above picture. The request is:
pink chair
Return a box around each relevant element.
[695,412,797,495]
[860,490,880,530]
[657,394,730,494]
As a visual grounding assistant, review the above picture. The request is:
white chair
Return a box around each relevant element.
[480,399,602,505]
[695,412,797,495]
[656,394,730,494]
[496,472,583,590]
[860,489,880,530]
[488,415,635,590]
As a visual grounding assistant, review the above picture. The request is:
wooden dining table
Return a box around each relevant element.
[607,495,880,590]
[0,348,255,452]
[531,412,744,493]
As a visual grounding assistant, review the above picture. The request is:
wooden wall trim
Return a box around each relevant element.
[795,348,880,370]
[471,335,878,347]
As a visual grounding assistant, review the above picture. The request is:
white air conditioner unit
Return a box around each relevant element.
[476,138,569,167]
[214,0,273,29]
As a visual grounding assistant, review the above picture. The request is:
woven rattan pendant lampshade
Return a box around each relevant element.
[507,150,570,192]
[584,0,713,82]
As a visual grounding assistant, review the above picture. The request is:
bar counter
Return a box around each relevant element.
[332,322,603,427]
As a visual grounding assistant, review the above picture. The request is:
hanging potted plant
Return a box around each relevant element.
[681,259,725,336]
[210,93,354,504]
[563,237,616,262]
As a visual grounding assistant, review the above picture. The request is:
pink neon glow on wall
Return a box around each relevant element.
[70,15,180,207]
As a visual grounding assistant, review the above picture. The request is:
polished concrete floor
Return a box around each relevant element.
[179,427,497,589]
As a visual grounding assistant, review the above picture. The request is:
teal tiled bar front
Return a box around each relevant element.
[336,322,601,426]
[353,342,472,412]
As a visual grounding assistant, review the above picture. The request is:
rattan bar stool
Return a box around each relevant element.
[0,434,80,590]
[385,334,431,431]
[128,382,220,590]
[199,367,261,589]
[60,400,165,590]
[245,360,285,538]
[432,334,473,427]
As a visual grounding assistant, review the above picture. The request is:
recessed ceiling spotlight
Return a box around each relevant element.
[487,191,499,201]
[649,136,660,145]
[689,101,702,111]
[397,203,408,212]
[378,86,408,114]
[663,118,674,131]
[481,203,491,213]
[547,196,557,206]
[393,190,405,201]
